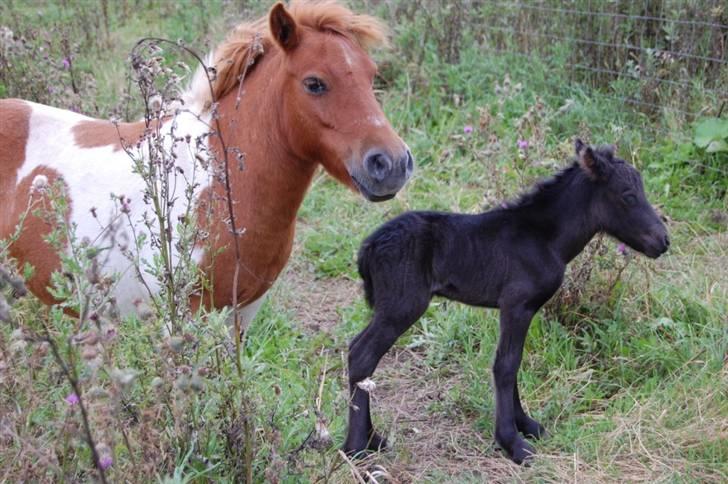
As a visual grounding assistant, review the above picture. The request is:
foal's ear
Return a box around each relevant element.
[269,2,299,52]
[575,138,606,180]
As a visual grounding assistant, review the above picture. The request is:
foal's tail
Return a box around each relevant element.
[357,242,376,308]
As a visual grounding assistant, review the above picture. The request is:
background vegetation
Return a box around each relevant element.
[1,0,726,482]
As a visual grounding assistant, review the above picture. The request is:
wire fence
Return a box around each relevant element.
[475,0,728,124]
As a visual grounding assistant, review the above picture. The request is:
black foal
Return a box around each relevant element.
[344,140,669,464]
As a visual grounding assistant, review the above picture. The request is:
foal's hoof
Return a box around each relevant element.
[367,432,387,452]
[518,418,548,440]
[343,432,387,459]
[498,436,536,465]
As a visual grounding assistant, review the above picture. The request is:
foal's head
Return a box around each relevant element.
[576,139,669,258]
[268,2,412,201]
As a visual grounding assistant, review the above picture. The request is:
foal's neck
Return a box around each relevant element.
[521,170,600,263]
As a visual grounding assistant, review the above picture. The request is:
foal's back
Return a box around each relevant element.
[359,208,559,311]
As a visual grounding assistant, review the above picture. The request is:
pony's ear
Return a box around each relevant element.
[269,2,299,52]
[576,139,606,180]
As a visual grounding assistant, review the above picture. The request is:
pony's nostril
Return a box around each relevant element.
[664,235,670,247]
[405,150,414,173]
[365,153,392,181]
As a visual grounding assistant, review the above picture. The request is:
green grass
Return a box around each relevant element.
[1,1,726,482]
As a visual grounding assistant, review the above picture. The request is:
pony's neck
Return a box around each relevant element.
[215,50,317,236]
[524,172,600,263]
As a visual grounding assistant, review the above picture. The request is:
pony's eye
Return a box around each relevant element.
[623,194,638,207]
[303,77,328,95]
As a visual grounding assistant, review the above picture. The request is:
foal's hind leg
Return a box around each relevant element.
[514,375,546,439]
[344,302,428,457]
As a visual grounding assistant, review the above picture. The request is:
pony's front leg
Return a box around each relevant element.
[493,305,536,464]
[514,374,546,439]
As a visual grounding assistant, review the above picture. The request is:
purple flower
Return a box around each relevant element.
[517,139,529,151]
[617,243,628,256]
[65,393,79,405]
[463,125,473,135]
[62,57,71,70]
[99,455,113,470]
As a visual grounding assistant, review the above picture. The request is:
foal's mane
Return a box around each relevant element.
[502,162,584,211]
[186,0,388,111]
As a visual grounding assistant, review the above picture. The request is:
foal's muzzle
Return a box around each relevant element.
[642,228,670,259]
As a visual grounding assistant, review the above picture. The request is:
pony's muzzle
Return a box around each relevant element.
[354,148,414,202]
[364,149,412,181]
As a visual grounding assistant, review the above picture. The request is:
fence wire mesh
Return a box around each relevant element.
[474,0,728,124]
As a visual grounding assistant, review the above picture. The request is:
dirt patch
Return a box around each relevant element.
[277,258,360,334]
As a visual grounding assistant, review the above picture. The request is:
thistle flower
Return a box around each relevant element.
[356,378,376,393]
[65,393,80,406]
[110,368,139,388]
[99,455,113,470]
[463,125,474,135]
[617,243,629,256]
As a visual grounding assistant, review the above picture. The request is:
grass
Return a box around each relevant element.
[1,1,727,482]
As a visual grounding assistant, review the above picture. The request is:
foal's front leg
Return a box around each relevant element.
[493,305,536,464]
[514,374,546,439]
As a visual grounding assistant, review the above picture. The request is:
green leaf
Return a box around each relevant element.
[706,139,728,153]
[694,118,728,148]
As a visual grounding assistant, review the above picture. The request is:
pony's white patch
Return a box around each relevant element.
[237,294,266,328]
[366,114,384,127]
[338,39,355,68]
[183,53,215,113]
[227,294,266,334]
[191,246,205,265]
[20,101,212,315]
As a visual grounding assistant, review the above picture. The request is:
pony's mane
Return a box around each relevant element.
[185,0,388,112]
[501,161,583,211]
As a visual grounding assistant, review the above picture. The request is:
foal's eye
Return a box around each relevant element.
[303,77,328,95]
[623,194,638,207]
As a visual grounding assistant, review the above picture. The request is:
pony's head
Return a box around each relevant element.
[576,139,669,258]
[203,1,413,202]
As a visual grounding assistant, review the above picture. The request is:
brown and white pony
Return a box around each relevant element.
[0,1,412,325]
